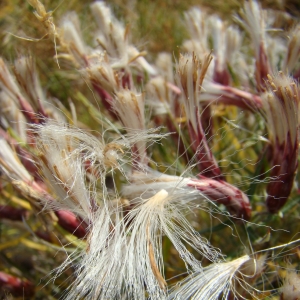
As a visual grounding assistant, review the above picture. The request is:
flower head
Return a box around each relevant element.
[261,73,300,212]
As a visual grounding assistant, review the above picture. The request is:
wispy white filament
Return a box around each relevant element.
[168,255,251,300]
[64,188,221,300]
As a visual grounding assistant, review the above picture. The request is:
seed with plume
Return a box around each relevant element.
[168,255,254,300]
[123,169,251,220]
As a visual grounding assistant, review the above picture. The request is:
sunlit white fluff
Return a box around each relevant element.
[65,188,221,300]
[113,88,147,164]
[63,205,125,300]
[122,170,192,200]
[126,186,222,264]
[64,193,165,300]
[34,121,130,202]
[34,121,168,198]
[36,129,93,221]
[168,255,252,300]
[122,168,251,220]
[125,188,222,268]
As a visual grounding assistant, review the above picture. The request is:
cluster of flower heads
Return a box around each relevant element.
[0,0,300,299]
